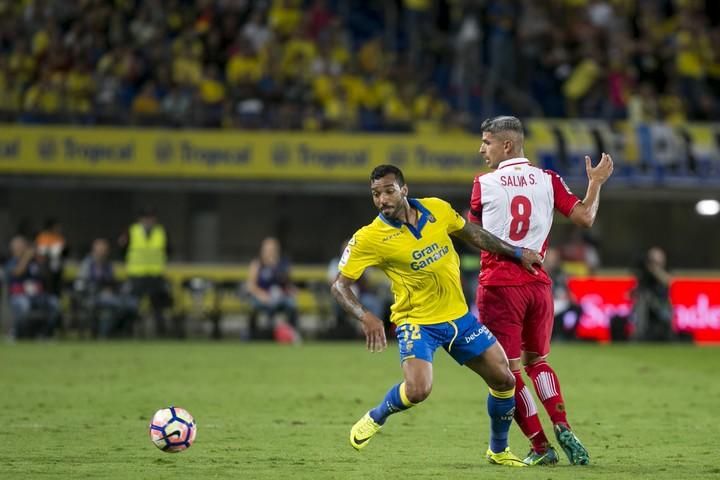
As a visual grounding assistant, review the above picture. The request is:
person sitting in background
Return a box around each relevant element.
[246,236,299,341]
[559,228,601,276]
[326,239,385,339]
[35,217,67,298]
[77,238,137,338]
[631,246,673,341]
[5,235,60,339]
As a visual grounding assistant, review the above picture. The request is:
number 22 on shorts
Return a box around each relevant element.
[400,324,422,341]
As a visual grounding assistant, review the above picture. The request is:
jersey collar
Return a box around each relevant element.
[378,198,431,240]
[498,157,530,170]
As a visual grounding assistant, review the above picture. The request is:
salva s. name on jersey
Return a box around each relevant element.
[500,173,536,187]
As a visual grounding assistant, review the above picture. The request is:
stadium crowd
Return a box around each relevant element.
[0,0,719,131]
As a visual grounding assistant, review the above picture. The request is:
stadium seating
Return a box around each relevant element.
[2,1,718,130]
[63,262,334,338]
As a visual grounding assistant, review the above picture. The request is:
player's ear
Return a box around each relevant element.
[401,185,408,197]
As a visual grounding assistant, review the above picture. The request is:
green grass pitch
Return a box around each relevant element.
[1,342,718,479]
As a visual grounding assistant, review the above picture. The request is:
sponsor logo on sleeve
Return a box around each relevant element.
[339,245,351,267]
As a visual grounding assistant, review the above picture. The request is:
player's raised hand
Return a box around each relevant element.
[519,248,543,275]
[585,152,614,184]
[360,311,387,353]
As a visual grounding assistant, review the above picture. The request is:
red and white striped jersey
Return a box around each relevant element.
[469,157,580,286]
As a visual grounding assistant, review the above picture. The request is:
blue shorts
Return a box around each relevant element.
[396,311,497,365]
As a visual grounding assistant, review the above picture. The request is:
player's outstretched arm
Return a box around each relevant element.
[331,273,387,352]
[570,152,614,228]
[452,223,542,274]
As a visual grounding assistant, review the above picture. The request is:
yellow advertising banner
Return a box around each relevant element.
[2,123,715,182]
[0,126,493,183]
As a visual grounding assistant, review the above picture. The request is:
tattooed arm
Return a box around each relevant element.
[331,273,387,352]
[451,222,542,274]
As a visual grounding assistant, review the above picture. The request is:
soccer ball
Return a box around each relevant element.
[149,406,197,452]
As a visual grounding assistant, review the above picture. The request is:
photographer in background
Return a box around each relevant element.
[631,246,673,341]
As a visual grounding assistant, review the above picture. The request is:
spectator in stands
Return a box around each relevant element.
[269,0,303,39]
[226,36,264,89]
[412,86,450,133]
[672,9,712,120]
[198,64,226,127]
[631,246,673,341]
[23,69,63,119]
[131,81,162,124]
[246,236,299,341]
[34,217,67,297]
[65,62,95,118]
[77,238,137,338]
[627,82,661,123]
[161,84,194,127]
[242,9,273,52]
[559,228,601,276]
[5,235,60,340]
[383,84,415,132]
[563,44,603,118]
[307,0,335,41]
[1,0,719,128]
[118,207,173,337]
[326,240,384,339]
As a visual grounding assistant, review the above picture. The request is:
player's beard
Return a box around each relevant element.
[380,202,399,220]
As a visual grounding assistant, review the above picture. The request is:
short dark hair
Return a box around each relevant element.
[480,116,524,137]
[370,164,405,186]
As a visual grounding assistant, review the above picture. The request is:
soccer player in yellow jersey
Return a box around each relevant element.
[331,165,543,467]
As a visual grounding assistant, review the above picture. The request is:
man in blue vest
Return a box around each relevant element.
[119,207,172,337]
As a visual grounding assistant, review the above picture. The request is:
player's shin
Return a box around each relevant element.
[512,370,550,452]
[525,361,569,427]
[487,387,515,453]
[368,382,415,425]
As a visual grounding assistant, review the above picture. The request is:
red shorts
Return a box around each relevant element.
[476,282,553,360]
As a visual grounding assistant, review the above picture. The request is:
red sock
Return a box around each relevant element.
[525,361,569,428]
[512,370,550,453]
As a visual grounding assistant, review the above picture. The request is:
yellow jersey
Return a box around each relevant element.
[339,197,468,326]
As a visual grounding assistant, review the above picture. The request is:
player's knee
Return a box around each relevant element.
[522,352,543,367]
[504,371,516,390]
[488,370,515,392]
[405,381,432,404]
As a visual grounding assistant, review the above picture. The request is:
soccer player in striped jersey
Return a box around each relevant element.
[332,164,543,467]
[469,116,613,465]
